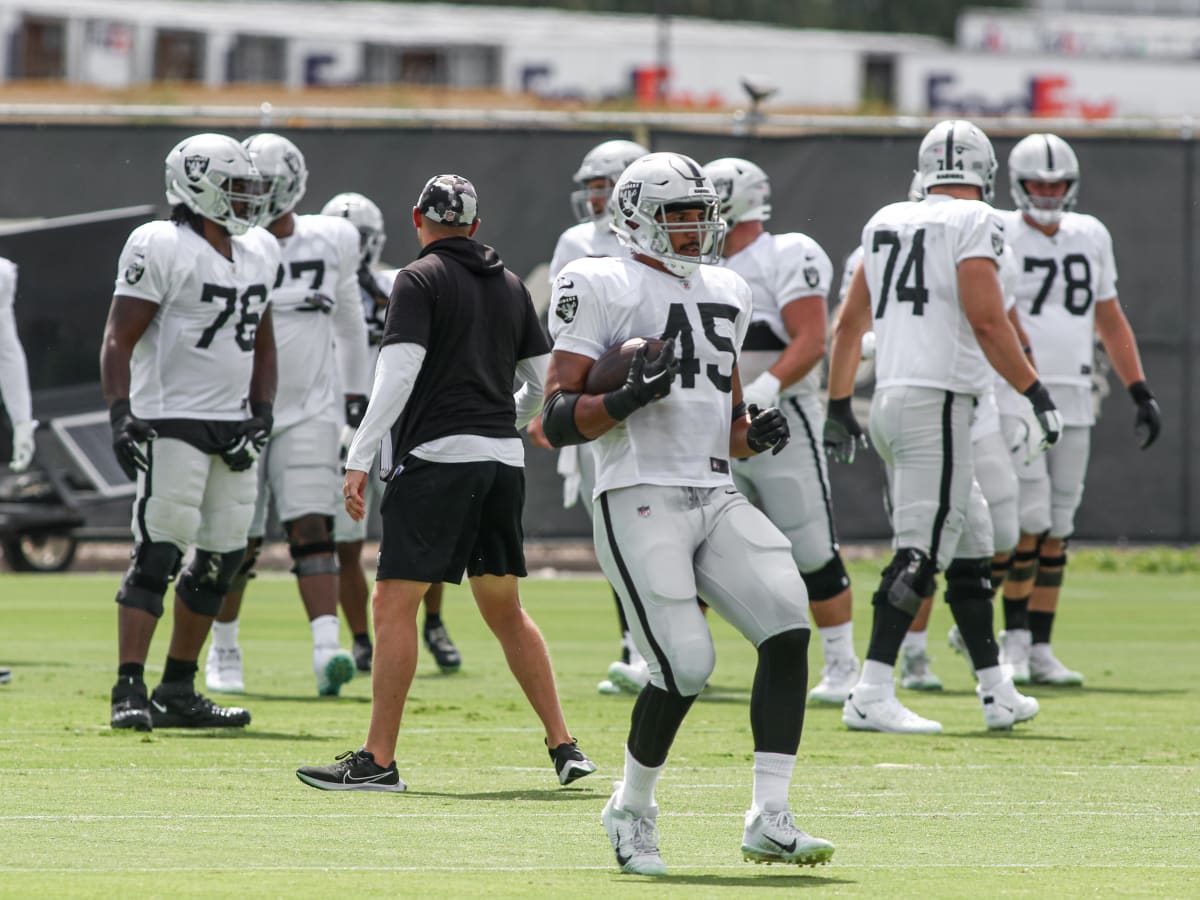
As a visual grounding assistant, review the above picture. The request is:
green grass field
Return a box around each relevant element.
[1,558,1198,898]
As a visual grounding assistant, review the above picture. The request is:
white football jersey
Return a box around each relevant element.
[550,256,752,496]
[718,231,832,401]
[269,214,370,428]
[863,194,1004,396]
[997,209,1117,426]
[548,220,628,281]
[114,221,280,420]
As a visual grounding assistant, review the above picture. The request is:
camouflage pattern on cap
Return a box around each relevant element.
[417,174,478,225]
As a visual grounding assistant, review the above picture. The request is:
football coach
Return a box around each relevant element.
[296,174,596,792]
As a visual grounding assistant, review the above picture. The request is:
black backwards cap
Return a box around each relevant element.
[416,174,478,225]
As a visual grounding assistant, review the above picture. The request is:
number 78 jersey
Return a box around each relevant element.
[114,220,281,421]
[862,194,1005,396]
[550,255,752,496]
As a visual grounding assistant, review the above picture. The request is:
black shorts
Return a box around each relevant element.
[376,456,527,584]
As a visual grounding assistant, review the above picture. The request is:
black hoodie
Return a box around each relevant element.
[379,236,549,465]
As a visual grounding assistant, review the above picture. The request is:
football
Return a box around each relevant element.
[584,337,668,394]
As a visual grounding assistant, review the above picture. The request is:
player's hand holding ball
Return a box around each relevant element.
[746,403,790,455]
[601,340,679,421]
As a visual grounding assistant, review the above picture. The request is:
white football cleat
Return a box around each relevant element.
[999,629,1032,684]
[808,656,860,704]
[205,645,245,694]
[597,678,623,695]
[898,646,943,691]
[741,807,835,867]
[843,681,942,734]
[314,646,355,697]
[607,659,650,695]
[947,626,978,680]
[602,784,667,876]
[1029,644,1084,685]
[977,677,1039,730]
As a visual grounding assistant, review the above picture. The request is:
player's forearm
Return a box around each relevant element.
[249,309,277,406]
[770,334,825,389]
[0,308,32,422]
[729,413,755,458]
[1096,302,1146,386]
[99,331,133,407]
[976,321,1038,394]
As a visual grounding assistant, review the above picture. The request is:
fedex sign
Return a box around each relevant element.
[927,73,1116,119]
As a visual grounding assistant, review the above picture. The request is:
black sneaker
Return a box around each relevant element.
[0,666,12,684]
[548,738,597,786]
[352,636,373,673]
[296,749,407,792]
[423,622,462,673]
[149,681,251,728]
[111,677,152,732]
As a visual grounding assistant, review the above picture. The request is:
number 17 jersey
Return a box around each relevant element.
[550,256,752,497]
[114,220,281,421]
[863,194,1004,396]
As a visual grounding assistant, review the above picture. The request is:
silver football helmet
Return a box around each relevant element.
[917,119,997,203]
[242,133,308,223]
[702,157,771,225]
[1009,133,1080,226]
[907,172,925,202]
[164,133,267,236]
[611,152,726,278]
[571,139,649,223]
[321,192,387,266]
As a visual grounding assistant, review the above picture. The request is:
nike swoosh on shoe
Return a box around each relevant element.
[345,771,392,783]
[765,835,797,853]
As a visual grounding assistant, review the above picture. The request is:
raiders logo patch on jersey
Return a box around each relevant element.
[184,155,209,181]
[804,266,820,288]
[124,252,146,285]
[555,294,579,323]
[991,232,1005,256]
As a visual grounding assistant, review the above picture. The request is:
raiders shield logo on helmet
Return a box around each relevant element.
[617,181,643,218]
[555,294,579,323]
[184,155,209,181]
[804,266,819,288]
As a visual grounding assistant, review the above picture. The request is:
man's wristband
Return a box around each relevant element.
[603,388,641,422]
[828,396,853,417]
[109,398,131,425]
[1022,379,1055,413]
[1128,380,1155,404]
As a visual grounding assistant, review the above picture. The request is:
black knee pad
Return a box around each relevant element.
[874,547,937,616]
[802,554,851,602]
[228,540,262,594]
[289,539,339,576]
[1036,552,1067,588]
[1009,548,1039,582]
[177,549,246,617]
[945,557,995,605]
[115,542,183,618]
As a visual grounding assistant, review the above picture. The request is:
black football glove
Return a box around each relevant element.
[603,342,680,421]
[746,404,790,455]
[222,402,273,472]
[109,399,157,481]
[1023,380,1063,451]
[1128,381,1161,450]
[823,397,867,463]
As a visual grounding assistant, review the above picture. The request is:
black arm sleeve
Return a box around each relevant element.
[542,390,588,447]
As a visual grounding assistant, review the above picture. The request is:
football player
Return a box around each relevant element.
[206,134,370,697]
[532,137,650,694]
[1,255,35,476]
[991,134,1161,685]
[826,120,1056,734]
[544,152,834,873]
[104,133,278,730]
[703,156,861,705]
[321,191,462,675]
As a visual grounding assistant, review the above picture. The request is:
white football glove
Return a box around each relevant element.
[1009,402,1059,465]
[9,419,36,472]
[741,371,781,412]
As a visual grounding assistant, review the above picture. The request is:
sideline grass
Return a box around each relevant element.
[1,563,1198,897]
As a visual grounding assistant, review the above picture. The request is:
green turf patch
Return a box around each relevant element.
[0,565,1197,897]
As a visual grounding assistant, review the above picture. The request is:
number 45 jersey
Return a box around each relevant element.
[114,220,281,421]
[862,193,1005,397]
[550,255,752,497]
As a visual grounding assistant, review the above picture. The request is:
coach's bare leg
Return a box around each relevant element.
[336,540,370,636]
[809,587,853,629]
[363,578,428,767]
[470,574,571,747]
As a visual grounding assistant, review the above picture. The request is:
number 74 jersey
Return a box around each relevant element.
[114,220,281,421]
[862,194,1005,396]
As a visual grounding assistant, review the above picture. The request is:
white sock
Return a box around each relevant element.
[211,619,239,650]
[976,665,1005,691]
[618,746,664,815]
[751,752,795,814]
[310,614,340,649]
[860,659,894,686]
[900,629,928,653]
[820,622,854,662]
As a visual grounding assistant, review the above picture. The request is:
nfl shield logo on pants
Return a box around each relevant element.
[637,505,651,518]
